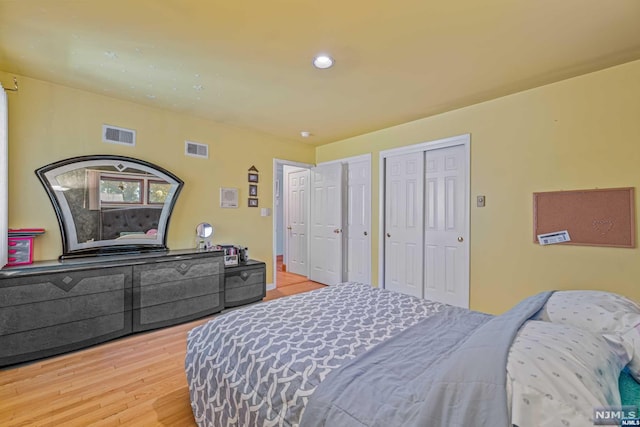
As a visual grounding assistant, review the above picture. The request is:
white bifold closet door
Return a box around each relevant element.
[384,152,424,298]
[346,159,371,285]
[384,144,469,308]
[423,145,468,307]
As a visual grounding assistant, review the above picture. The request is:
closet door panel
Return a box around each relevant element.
[384,152,424,298]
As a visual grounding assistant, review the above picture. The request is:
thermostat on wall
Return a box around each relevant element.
[537,230,571,245]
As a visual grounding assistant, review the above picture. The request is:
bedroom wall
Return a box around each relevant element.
[316,59,640,314]
[0,71,315,285]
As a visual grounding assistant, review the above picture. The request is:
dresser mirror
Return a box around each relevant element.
[36,155,184,259]
[196,222,213,238]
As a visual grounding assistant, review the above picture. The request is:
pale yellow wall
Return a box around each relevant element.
[1,71,315,284]
[316,59,640,314]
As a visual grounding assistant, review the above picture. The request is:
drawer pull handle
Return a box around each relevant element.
[241,272,249,280]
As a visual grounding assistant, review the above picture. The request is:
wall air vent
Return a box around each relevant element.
[185,140,209,159]
[102,124,136,146]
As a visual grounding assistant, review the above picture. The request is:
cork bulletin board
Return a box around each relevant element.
[533,187,636,248]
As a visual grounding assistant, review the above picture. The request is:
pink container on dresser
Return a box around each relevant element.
[7,236,34,266]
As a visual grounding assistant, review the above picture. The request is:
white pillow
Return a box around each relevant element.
[507,321,630,427]
[534,290,640,380]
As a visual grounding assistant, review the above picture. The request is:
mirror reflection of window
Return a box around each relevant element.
[100,177,142,204]
[148,181,171,204]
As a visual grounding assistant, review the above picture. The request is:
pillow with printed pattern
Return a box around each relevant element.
[508,320,630,427]
[533,290,640,381]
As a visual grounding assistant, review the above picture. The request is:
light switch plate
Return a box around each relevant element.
[477,195,486,207]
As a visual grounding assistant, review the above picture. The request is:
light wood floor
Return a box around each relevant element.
[0,274,324,427]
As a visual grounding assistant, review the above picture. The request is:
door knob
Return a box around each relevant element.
[386,233,391,238]
[334,228,342,234]
[287,226,292,230]
[364,231,368,236]
[457,236,464,242]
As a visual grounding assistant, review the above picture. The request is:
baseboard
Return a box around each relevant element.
[266,282,276,291]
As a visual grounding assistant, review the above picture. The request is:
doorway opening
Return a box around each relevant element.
[272,155,372,289]
[273,159,313,289]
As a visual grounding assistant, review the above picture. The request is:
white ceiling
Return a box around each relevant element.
[1,0,639,145]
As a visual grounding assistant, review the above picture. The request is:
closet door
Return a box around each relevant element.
[384,152,424,298]
[346,159,371,284]
[424,145,469,308]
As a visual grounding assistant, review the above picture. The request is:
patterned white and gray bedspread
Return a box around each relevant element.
[184,282,445,427]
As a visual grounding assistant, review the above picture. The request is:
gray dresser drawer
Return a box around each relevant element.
[136,293,222,329]
[0,312,131,364]
[135,257,222,287]
[132,255,224,331]
[0,267,130,306]
[224,262,266,307]
[0,266,132,366]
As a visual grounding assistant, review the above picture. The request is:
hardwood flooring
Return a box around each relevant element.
[0,274,324,427]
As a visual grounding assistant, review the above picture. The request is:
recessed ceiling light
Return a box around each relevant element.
[300,131,311,138]
[312,55,334,69]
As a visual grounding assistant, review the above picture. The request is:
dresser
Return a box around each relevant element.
[0,249,224,367]
[224,260,267,307]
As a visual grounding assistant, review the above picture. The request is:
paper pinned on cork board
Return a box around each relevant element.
[537,230,571,245]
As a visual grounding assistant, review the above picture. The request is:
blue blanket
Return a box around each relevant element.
[301,291,554,427]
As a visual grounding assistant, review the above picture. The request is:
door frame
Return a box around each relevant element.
[378,134,471,294]
[317,153,372,284]
[272,158,314,290]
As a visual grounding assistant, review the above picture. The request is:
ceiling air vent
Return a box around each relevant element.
[102,124,136,146]
[185,140,209,159]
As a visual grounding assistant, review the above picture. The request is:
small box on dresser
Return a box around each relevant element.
[224,259,266,307]
[7,237,34,266]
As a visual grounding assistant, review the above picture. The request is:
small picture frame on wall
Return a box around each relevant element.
[248,173,259,183]
[248,198,259,207]
[249,184,258,197]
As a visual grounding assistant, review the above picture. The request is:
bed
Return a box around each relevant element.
[185,283,640,427]
[99,206,161,240]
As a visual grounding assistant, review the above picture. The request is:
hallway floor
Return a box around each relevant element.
[268,255,325,300]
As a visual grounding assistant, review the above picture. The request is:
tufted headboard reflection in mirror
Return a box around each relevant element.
[36,155,184,259]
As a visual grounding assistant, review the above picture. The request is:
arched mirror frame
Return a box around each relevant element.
[36,155,184,259]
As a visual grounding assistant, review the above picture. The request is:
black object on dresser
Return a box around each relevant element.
[224,260,267,308]
[0,249,224,367]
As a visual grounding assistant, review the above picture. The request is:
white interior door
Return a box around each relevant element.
[384,152,424,298]
[424,145,469,307]
[309,163,343,285]
[286,168,309,276]
[346,159,371,284]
